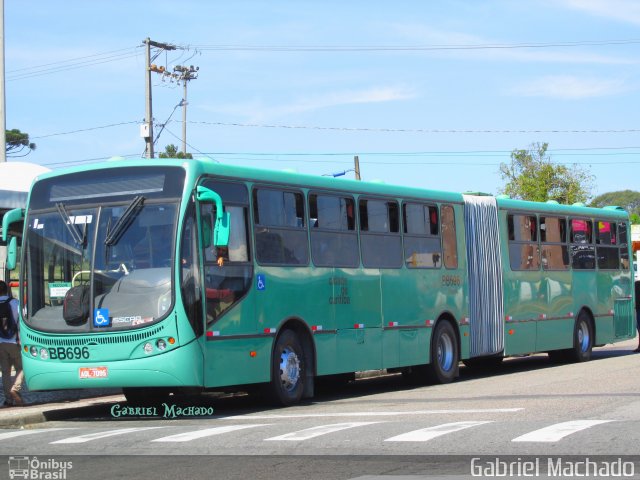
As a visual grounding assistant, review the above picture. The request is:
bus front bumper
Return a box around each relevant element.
[23,340,204,391]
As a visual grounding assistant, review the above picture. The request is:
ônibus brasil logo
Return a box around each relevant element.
[8,456,72,479]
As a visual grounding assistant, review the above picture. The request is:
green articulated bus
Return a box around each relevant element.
[2,158,636,406]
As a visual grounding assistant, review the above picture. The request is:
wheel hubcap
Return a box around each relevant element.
[437,334,454,371]
[279,347,301,392]
[578,321,590,352]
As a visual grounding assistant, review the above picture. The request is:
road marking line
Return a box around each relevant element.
[50,427,164,444]
[265,422,380,441]
[0,428,75,441]
[512,420,613,442]
[225,408,522,420]
[385,420,492,442]
[151,424,269,442]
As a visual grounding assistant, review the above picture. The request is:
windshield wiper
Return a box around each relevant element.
[104,195,145,246]
[56,202,86,246]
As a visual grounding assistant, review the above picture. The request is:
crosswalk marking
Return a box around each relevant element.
[50,427,164,444]
[512,420,614,442]
[385,421,492,442]
[152,424,269,442]
[225,408,522,420]
[0,428,74,441]
[0,417,618,447]
[265,422,380,441]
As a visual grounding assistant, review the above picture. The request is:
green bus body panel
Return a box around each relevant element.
[17,158,636,394]
[497,198,633,357]
[24,337,204,390]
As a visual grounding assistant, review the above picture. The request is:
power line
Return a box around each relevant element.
[7,37,640,82]
[7,46,140,74]
[192,38,640,52]
[7,48,142,81]
[31,121,141,139]
[32,147,640,169]
[189,120,640,134]
[35,119,640,139]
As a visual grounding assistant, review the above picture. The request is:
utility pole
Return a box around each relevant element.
[142,38,176,159]
[173,65,199,155]
[0,0,6,163]
[354,155,361,180]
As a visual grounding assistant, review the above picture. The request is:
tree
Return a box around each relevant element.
[499,142,594,204]
[158,144,192,159]
[590,190,640,217]
[6,129,36,157]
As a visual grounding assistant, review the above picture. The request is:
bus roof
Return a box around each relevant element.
[33,158,628,220]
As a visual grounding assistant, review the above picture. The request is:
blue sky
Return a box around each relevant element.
[5,0,640,198]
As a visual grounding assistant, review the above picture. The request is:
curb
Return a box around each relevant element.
[0,394,125,428]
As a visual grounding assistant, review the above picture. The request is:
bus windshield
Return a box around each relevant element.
[22,167,185,333]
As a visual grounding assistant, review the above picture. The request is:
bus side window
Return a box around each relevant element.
[540,216,569,271]
[570,218,595,270]
[253,188,309,266]
[596,220,619,270]
[441,205,457,269]
[507,214,540,271]
[619,223,630,270]
[309,193,359,268]
[403,202,441,269]
[359,198,402,269]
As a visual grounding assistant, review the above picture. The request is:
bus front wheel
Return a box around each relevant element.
[269,329,306,406]
[427,321,459,384]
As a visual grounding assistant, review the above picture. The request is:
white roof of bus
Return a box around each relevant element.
[0,162,50,209]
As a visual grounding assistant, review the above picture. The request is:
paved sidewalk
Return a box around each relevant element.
[0,393,125,427]
[0,372,122,427]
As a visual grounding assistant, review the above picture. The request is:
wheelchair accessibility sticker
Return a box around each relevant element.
[94,308,111,327]
[257,274,266,291]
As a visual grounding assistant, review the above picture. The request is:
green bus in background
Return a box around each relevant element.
[2,159,636,406]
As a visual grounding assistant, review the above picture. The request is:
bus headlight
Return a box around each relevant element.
[29,346,38,357]
[40,348,49,360]
[143,342,153,354]
[156,339,167,351]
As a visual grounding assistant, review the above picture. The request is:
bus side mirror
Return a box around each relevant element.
[196,186,230,247]
[6,237,17,271]
[2,208,24,242]
[2,208,24,271]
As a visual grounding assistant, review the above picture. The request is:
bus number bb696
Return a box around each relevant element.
[49,347,90,360]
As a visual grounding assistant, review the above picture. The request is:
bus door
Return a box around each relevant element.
[196,181,257,388]
[537,216,572,351]
[502,212,538,354]
[335,197,398,372]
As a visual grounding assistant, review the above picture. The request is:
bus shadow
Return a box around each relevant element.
[44,346,638,422]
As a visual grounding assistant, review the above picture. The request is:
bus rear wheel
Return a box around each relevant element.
[567,312,593,362]
[427,321,459,383]
[269,329,306,406]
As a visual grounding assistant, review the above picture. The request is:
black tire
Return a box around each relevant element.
[567,311,593,362]
[269,329,306,406]
[427,321,459,383]
[123,387,171,406]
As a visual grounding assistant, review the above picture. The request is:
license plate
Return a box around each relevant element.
[79,366,108,379]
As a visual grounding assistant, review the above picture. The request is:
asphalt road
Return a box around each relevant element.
[0,339,639,479]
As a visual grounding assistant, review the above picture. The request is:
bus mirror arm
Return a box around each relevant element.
[2,208,24,271]
[196,186,230,247]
